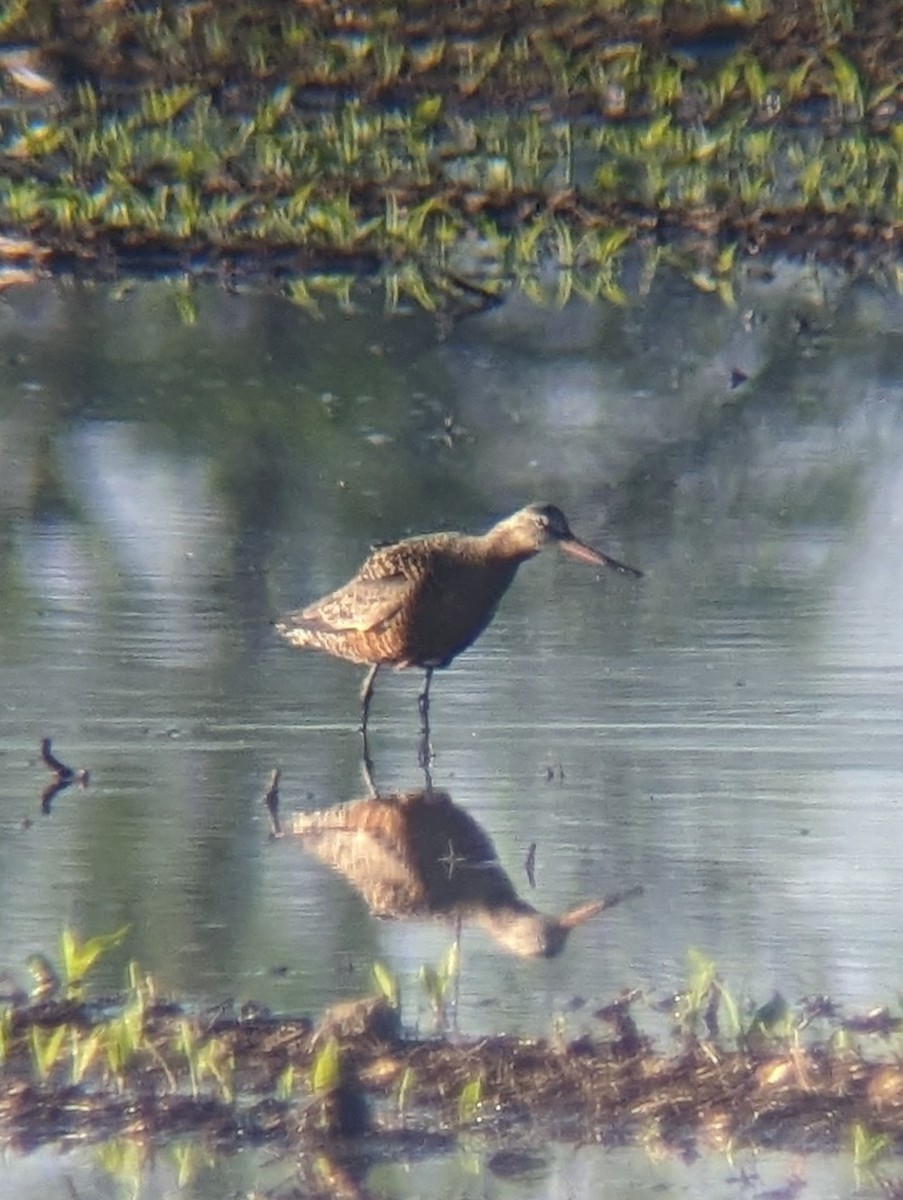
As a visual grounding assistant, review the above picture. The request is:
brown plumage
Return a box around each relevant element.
[275,502,641,732]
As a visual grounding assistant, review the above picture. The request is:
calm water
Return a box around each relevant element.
[0,1138,868,1200]
[2,265,903,1197]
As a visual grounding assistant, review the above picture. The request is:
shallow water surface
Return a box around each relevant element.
[2,268,903,1194]
[0,1137,866,1200]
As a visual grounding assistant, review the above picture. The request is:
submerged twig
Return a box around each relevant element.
[40,738,75,781]
[263,768,282,838]
[524,841,537,888]
[39,738,89,813]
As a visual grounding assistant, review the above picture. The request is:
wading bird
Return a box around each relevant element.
[275,503,640,751]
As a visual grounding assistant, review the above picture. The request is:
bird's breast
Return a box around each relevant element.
[402,554,521,667]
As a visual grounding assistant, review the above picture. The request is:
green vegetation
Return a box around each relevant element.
[5,929,903,1194]
[310,1034,341,1095]
[372,960,400,1009]
[418,939,460,1029]
[0,0,901,308]
[457,1073,484,1124]
[60,925,130,999]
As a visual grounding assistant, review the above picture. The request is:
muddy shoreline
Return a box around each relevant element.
[2,0,901,301]
[4,982,903,1170]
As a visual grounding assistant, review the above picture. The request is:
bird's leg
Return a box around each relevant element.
[417,727,432,773]
[359,664,379,733]
[360,664,380,795]
[419,753,433,793]
[361,737,378,797]
[417,668,434,772]
[417,667,433,726]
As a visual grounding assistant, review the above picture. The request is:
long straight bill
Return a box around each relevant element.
[559,536,642,578]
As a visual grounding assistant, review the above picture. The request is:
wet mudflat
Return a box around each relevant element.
[4,963,903,1193]
[3,0,903,306]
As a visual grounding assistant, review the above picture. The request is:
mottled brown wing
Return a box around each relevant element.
[282,573,409,635]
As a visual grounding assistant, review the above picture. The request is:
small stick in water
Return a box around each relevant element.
[524,842,537,889]
[41,737,73,781]
[39,738,89,814]
[263,768,282,838]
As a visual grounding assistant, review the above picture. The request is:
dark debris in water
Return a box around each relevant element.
[38,737,90,814]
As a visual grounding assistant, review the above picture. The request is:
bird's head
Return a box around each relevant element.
[496,503,642,577]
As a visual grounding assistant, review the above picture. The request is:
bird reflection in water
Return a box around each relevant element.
[287,788,639,959]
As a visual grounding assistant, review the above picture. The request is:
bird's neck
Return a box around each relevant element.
[476,526,540,563]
